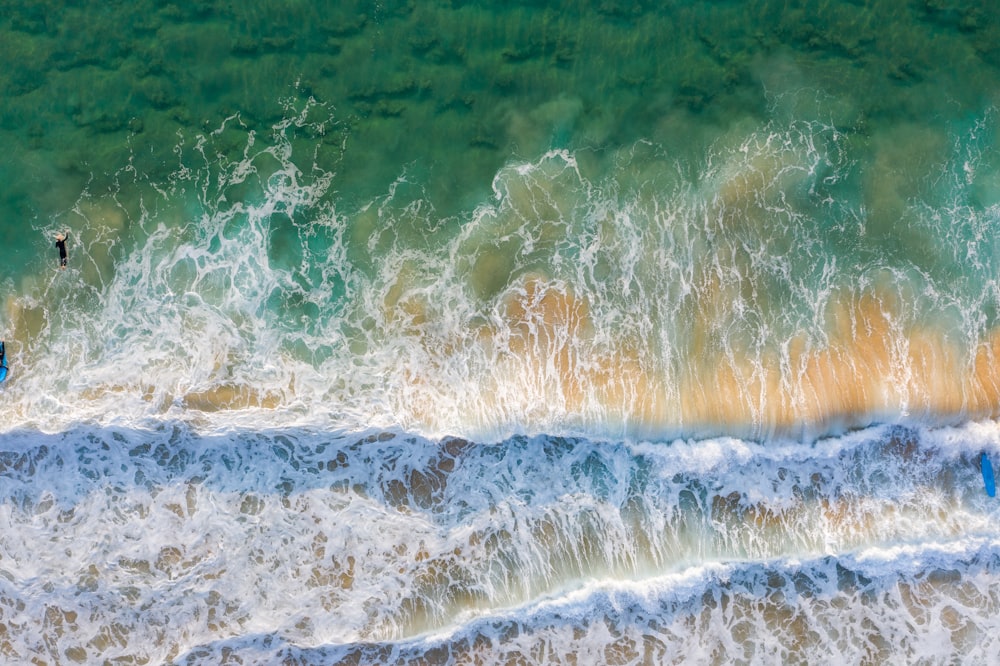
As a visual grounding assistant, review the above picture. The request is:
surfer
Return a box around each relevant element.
[55,231,69,269]
[0,340,7,383]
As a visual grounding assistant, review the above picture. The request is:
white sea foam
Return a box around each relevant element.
[3,108,1000,441]
[1,421,998,662]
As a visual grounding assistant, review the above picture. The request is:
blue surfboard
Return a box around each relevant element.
[982,452,996,498]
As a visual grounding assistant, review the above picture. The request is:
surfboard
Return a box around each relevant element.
[982,452,996,498]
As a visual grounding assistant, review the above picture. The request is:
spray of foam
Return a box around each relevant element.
[2,104,1000,441]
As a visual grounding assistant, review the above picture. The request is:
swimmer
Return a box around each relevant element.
[55,231,69,269]
[0,339,7,383]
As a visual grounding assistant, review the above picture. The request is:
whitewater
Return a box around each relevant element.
[0,96,999,664]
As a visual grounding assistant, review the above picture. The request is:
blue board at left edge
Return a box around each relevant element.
[982,452,996,498]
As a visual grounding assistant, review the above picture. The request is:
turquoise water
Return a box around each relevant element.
[3,1,1000,663]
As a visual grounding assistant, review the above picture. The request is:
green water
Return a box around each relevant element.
[3,0,999,282]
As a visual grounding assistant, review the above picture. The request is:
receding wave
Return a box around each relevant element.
[2,106,1000,441]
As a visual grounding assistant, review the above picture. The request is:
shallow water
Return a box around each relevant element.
[2,1,1000,663]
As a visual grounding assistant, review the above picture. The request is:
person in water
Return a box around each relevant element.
[55,230,69,269]
[0,339,7,383]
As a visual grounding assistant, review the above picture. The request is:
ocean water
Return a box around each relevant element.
[2,0,1000,663]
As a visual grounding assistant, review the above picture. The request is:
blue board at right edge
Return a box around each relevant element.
[982,452,996,497]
